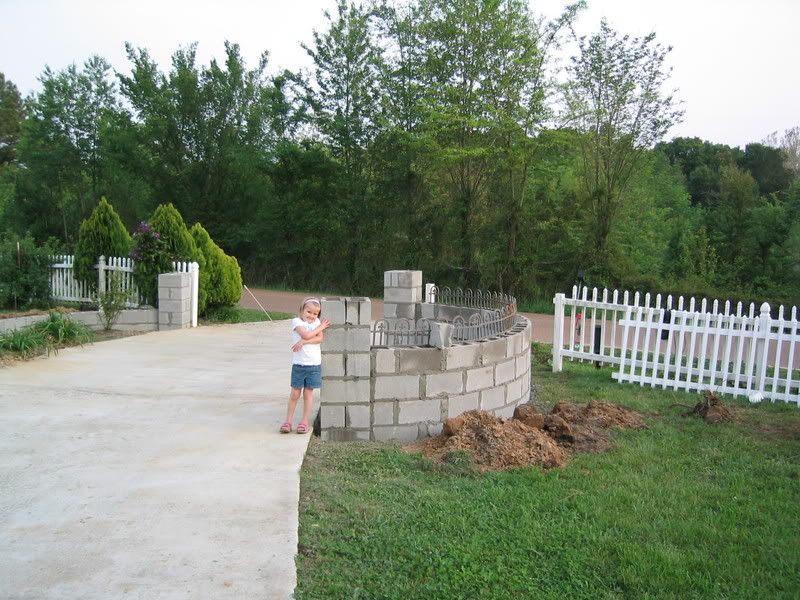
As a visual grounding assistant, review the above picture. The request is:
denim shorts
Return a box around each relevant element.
[291,364,322,390]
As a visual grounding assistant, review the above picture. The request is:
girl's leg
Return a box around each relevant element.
[285,387,302,423]
[298,387,314,429]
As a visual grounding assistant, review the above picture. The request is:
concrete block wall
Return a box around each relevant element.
[0,309,159,333]
[383,270,422,323]
[370,316,531,441]
[320,296,372,441]
[157,272,192,330]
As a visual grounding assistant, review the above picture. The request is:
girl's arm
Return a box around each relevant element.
[292,332,323,352]
[294,319,331,340]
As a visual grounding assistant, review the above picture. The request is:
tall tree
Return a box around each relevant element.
[0,72,23,167]
[564,19,683,281]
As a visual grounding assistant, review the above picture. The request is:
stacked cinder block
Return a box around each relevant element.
[370,317,532,441]
[320,296,372,441]
[157,272,192,330]
[383,270,422,323]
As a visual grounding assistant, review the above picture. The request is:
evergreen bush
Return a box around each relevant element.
[73,197,131,287]
[0,233,54,309]
[190,223,242,310]
[149,204,207,308]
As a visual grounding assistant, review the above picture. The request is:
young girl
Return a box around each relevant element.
[281,297,330,434]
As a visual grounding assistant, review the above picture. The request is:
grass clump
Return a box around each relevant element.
[0,312,91,358]
[296,358,800,600]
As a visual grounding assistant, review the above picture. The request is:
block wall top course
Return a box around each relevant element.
[384,270,422,288]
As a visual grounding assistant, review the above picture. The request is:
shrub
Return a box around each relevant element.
[150,204,207,308]
[0,312,91,357]
[130,222,171,306]
[97,273,132,330]
[190,223,242,311]
[0,233,54,309]
[73,197,131,287]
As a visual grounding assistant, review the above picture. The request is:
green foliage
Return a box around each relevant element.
[0,233,54,309]
[73,197,132,286]
[0,312,91,357]
[129,221,171,306]
[97,273,132,330]
[148,203,199,261]
[201,306,293,323]
[0,72,23,166]
[190,222,244,312]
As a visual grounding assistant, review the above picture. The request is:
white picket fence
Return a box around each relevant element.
[50,255,199,327]
[552,286,799,405]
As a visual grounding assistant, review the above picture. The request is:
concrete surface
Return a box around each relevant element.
[0,321,309,600]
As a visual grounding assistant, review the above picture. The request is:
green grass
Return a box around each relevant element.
[296,355,800,599]
[517,296,556,314]
[0,312,92,358]
[200,305,294,324]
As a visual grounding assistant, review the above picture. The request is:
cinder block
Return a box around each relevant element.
[373,424,419,441]
[480,337,507,365]
[427,423,444,437]
[322,429,360,441]
[398,271,422,288]
[495,359,515,385]
[515,352,530,378]
[465,365,494,392]
[158,299,189,314]
[323,327,371,352]
[425,371,464,396]
[384,287,421,304]
[321,297,346,324]
[346,404,371,428]
[398,399,440,424]
[374,375,420,399]
[374,349,397,373]
[321,379,371,404]
[373,401,395,425]
[382,302,416,320]
[494,404,516,419]
[447,392,479,417]
[321,352,345,377]
[520,386,530,404]
[506,377,523,404]
[420,303,436,320]
[321,405,345,428]
[443,344,480,370]
[480,386,506,410]
[398,347,442,373]
[345,297,371,325]
[157,272,189,288]
[345,353,370,377]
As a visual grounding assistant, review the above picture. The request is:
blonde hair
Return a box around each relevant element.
[300,297,322,316]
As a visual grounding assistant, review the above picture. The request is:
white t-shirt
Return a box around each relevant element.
[291,317,322,366]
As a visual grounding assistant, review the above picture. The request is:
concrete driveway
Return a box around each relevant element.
[0,321,307,600]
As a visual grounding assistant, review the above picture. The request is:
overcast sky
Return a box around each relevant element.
[1,0,798,148]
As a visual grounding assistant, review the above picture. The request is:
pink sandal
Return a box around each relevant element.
[279,422,292,434]
[296,422,309,434]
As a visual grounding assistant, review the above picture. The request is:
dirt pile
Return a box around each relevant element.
[422,401,645,472]
[682,391,736,424]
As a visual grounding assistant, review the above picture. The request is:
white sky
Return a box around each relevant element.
[1,0,798,148]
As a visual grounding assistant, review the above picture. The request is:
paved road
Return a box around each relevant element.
[0,322,307,600]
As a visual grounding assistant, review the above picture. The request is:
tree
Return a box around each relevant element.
[738,142,793,196]
[0,72,23,167]
[564,19,683,281]
[763,126,800,178]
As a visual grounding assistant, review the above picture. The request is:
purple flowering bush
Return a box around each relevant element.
[130,222,172,306]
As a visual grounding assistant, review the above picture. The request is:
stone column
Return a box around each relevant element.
[383,270,422,325]
[320,296,372,441]
[157,272,192,330]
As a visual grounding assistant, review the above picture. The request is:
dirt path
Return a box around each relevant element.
[238,287,556,344]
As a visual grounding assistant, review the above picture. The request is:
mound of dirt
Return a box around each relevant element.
[683,391,736,424]
[421,401,645,472]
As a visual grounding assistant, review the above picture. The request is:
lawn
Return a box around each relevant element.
[295,354,800,599]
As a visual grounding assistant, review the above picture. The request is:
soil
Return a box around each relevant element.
[682,391,736,424]
[421,401,646,472]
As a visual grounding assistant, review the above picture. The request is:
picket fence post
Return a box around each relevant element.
[190,262,199,328]
[553,293,565,372]
[97,255,106,296]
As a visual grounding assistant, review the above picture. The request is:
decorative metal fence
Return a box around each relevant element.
[452,307,518,342]
[427,285,516,312]
[371,318,432,347]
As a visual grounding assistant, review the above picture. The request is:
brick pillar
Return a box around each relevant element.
[320,296,372,441]
[157,272,192,330]
[383,270,422,324]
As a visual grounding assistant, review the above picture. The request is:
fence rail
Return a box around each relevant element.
[49,255,199,326]
[372,318,432,347]
[553,286,799,405]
